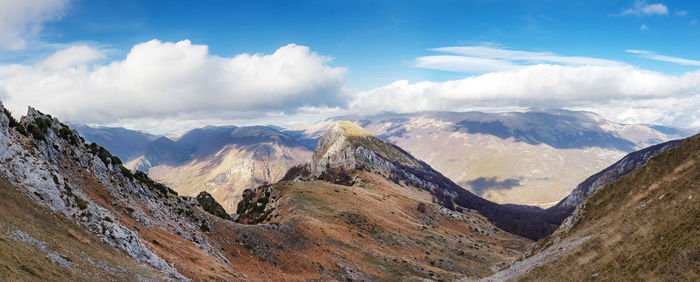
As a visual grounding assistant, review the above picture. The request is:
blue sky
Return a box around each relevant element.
[0,0,698,132]
[22,0,700,86]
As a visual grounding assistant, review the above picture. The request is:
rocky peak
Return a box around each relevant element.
[310,121,421,176]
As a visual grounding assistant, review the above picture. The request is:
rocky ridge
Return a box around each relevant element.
[0,104,238,280]
[304,121,567,240]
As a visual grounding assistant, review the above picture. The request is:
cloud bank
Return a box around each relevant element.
[0,40,347,123]
[621,1,669,16]
[391,45,699,129]
[0,0,70,50]
[0,41,697,131]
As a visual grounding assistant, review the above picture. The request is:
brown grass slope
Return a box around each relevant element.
[517,133,700,281]
[229,171,531,280]
[0,178,165,281]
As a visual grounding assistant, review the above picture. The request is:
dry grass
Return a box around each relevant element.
[222,171,531,280]
[0,178,165,281]
[517,134,700,281]
[336,121,373,137]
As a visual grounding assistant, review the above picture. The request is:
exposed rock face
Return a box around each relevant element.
[311,121,421,177]
[0,103,235,280]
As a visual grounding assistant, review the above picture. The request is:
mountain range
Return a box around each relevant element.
[285,109,691,207]
[1,104,697,280]
[76,125,311,211]
[74,109,691,213]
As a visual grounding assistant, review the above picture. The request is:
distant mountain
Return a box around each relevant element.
[74,124,312,212]
[485,132,699,281]
[552,138,683,211]
[285,109,691,207]
[71,124,159,161]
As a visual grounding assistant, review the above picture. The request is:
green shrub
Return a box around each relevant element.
[119,165,133,179]
[15,125,26,136]
[110,156,122,165]
[3,108,19,127]
[75,197,88,210]
[53,125,79,145]
[200,222,210,232]
[97,147,113,165]
[133,170,176,196]
[27,124,45,141]
[34,117,51,132]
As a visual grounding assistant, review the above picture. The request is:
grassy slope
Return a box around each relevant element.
[0,178,164,281]
[225,171,531,280]
[518,133,700,281]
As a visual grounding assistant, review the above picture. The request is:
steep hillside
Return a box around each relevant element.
[0,104,249,280]
[285,110,690,207]
[0,177,166,281]
[75,125,313,212]
[484,133,700,281]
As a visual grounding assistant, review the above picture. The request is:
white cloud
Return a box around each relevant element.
[350,64,700,129]
[675,10,688,16]
[627,49,700,66]
[0,39,347,123]
[621,1,669,16]
[0,0,70,50]
[415,46,624,72]
[415,55,520,72]
[40,45,106,69]
[640,24,649,30]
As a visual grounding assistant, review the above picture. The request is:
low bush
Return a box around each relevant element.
[27,124,45,141]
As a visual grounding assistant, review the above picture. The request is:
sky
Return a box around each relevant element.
[0,0,698,133]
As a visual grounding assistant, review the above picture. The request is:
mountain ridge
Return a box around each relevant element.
[304,120,566,240]
[285,109,690,207]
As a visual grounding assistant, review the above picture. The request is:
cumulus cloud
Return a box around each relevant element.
[415,46,623,72]
[0,39,347,123]
[350,64,700,129]
[621,1,669,16]
[0,0,70,50]
[627,50,700,66]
